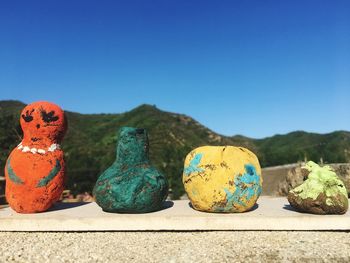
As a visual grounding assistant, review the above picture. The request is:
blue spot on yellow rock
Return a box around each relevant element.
[224,188,243,208]
[223,164,262,211]
[184,153,204,176]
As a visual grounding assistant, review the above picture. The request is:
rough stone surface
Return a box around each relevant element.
[288,161,348,214]
[94,127,168,213]
[4,101,67,213]
[336,164,350,195]
[0,231,350,262]
[278,163,350,197]
[278,164,309,196]
[183,146,262,212]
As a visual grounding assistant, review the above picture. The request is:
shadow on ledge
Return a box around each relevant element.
[162,200,174,210]
[187,202,259,213]
[101,201,174,214]
[283,204,298,212]
[46,202,90,212]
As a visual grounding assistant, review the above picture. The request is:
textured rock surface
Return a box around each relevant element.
[288,161,348,214]
[278,163,350,197]
[4,101,67,213]
[336,164,350,195]
[183,146,262,212]
[277,164,309,196]
[94,127,168,213]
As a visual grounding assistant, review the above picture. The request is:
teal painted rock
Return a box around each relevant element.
[93,127,168,213]
[288,161,348,215]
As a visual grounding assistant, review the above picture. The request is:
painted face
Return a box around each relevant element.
[20,101,67,144]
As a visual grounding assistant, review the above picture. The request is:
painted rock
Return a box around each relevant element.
[183,146,262,213]
[288,161,348,214]
[5,101,67,213]
[94,127,168,213]
[279,163,350,197]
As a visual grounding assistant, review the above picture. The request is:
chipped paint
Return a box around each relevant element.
[36,159,61,187]
[221,164,261,212]
[183,146,262,213]
[184,153,204,176]
[6,157,24,185]
[94,127,168,213]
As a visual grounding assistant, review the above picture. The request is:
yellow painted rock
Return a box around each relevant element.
[183,146,262,212]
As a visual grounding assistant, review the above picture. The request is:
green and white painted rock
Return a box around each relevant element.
[288,161,348,214]
[93,127,168,213]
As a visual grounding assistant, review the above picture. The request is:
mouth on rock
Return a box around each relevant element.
[43,124,59,127]
[17,142,61,155]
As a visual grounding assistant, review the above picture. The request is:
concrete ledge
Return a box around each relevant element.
[0,197,350,231]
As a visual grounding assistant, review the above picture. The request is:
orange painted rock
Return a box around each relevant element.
[4,101,67,213]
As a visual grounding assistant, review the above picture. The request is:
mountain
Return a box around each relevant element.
[1,100,349,198]
[255,130,350,167]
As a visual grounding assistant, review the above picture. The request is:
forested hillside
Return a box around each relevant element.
[1,100,349,198]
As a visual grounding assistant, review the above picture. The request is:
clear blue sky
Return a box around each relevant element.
[1,1,349,138]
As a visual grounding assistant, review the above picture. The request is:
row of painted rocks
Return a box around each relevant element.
[3,101,349,215]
